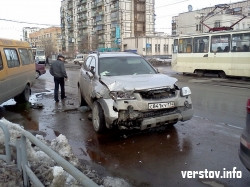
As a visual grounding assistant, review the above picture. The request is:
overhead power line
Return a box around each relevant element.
[155,18,245,30]
[0,18,60,27]
[155,0,189,9]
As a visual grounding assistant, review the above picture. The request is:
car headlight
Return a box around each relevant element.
[110,91,135,100]
[181,87,191,97]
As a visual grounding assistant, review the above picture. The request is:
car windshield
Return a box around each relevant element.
[36,51,45,56]
[98,57,156,76]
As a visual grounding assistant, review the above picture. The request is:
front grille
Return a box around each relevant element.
[139,88,176,100]
[142,108,177,118]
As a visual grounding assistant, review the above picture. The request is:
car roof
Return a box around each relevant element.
[89,52,140,58]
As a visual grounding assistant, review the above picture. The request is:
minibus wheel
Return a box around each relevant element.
[35,71,40,79]
[14,84,30,103]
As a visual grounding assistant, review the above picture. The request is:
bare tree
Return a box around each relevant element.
[91,34,98,51]
[78,34,89,53]
[40,38,57,57]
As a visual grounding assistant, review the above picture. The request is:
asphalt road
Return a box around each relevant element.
[0,65,250,187]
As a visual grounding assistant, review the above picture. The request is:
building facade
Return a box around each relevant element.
[123,35,173,56]
[60,0,156,56]
[22,27,40,42]
[29,27,62,56]
[172,0,250,36]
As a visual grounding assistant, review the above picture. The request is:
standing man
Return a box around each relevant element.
[49,54,68,102]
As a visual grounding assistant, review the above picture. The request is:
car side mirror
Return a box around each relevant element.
[87,71,94,78]
[90,66,95,74]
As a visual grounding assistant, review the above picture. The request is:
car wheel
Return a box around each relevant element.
[14,84,30,103]
[92,101,106,133]
[78,86,87,106]
[35,71,40,79]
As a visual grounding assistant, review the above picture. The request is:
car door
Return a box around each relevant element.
[0,51,8,104]
[79,56,92,103]
[83,56,97,105]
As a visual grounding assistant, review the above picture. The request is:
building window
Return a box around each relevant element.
[155,44,157,52]
[146,44,152,53]
[214,21,220,28]
[164,44,168,53]
[158,44,160,52]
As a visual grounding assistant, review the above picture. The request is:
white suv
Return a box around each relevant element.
[78,52,193,133]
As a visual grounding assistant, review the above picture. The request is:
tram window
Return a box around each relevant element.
[232,33,250,52]
[194,36,209,53]
[211,35,230,53]
[173,39,178,53]
[178,38,192,53]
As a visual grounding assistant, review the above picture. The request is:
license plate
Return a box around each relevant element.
[148,102,175,110]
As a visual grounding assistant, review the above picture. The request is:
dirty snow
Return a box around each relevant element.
[0,118,131,186]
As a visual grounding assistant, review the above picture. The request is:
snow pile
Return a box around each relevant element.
[0,118,131,187]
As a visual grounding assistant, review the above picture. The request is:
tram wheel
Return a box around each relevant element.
[218,71,226,78]
[196,70,204,77]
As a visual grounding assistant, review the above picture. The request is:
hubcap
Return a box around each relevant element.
[24,86,30,101]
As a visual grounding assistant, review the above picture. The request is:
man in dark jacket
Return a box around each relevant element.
[49,54,68,102]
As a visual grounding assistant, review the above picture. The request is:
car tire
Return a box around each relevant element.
[14,84,30,103]
[78,86,87,106]
[35,71,40,79]
[92,101,106,133]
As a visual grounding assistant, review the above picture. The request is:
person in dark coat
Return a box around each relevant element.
[49,54,68,102]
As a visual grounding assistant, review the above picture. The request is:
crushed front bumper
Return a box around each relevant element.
[99,90,193,130]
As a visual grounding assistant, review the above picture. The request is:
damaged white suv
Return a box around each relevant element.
[78,52,193,133]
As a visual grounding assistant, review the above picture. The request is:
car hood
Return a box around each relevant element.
[100,74,177,91]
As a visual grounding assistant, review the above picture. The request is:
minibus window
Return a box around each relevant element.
[28,49,35,63]
[4,49,20,68]
[19,48,31,65]
[0,53,3,70]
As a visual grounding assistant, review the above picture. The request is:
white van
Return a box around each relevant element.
[73,54,86,65]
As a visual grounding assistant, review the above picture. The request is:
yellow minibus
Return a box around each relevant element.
[0,38,35,104]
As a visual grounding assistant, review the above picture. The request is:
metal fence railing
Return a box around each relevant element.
[0,121,99,187]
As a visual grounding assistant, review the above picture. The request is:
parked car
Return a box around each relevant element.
[35,62,46,79]
[239,99,250,171]
[73,54,86,65]
[78,52,193,133]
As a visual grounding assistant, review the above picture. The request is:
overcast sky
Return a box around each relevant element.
[0,0,243,40]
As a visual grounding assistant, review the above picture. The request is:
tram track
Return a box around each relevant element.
[189,78,250,89]
[172,73,250,90]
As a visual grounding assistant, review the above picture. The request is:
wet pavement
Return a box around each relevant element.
[1,65,250,186]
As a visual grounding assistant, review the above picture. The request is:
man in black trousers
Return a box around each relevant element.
[49,54,68,102]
